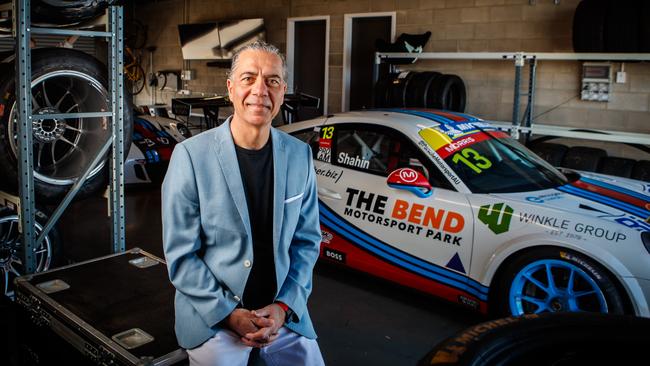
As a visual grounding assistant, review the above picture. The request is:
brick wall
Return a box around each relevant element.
[133,0,650,136]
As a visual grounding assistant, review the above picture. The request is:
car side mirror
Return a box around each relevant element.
[387,168,433,198]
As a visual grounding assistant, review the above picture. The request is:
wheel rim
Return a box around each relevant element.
[8,70,110,186]
[0,214,53,297]
[509,259,608,315]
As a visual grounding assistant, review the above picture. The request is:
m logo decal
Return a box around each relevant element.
[478,203,514,234]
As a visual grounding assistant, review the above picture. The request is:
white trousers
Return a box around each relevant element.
[187,327,325,366]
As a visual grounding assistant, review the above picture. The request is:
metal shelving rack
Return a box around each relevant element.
[9,0,126,275]
[374,51,650,144]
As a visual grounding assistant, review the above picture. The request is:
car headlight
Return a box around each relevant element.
[176,123,192,138]
[642,232,650,254]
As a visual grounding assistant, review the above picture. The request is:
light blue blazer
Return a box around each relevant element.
[162,119,321,349]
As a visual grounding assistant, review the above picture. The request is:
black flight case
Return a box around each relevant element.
[14,248,186,365]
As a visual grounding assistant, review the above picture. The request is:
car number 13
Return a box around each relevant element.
[452,148,492,174]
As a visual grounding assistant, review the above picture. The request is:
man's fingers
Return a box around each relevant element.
[244,326,274,342]
[251,317,274,328]
[252,308,270,317]
[240,337,268,348]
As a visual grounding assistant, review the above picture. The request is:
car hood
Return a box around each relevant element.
[491,171,650,232]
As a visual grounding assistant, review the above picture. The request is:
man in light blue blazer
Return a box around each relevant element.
[162,42,324,365]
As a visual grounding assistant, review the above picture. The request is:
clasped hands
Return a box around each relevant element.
[224,303,286,347]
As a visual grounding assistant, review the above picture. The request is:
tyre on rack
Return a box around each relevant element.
[30,0,120,25]
[603,0,639,53]
[426,74,466,112]
[597,156,636,178]
[527,142,568,167]
[632,160,650,182]
[491,247,627,317]
[0,48,133,203]
[0,206,62,298]
[561,146,606,172]
[373,72,399,108]
[386,71,417,108]
[572,0,607,52]
[404,71,440,108]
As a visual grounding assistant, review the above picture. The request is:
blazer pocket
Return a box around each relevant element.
[284,192,304,204]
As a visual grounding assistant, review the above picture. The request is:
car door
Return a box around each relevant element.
[308,121,480,307]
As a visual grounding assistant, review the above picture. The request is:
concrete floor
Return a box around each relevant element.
[52,186,484,365]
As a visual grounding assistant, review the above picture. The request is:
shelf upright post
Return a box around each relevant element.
[109,5,126,253]
[524,57,538,143]
[14,0,37,274]
[511,52,525,139]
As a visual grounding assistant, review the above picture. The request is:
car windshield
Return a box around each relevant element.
[419,126,567,193]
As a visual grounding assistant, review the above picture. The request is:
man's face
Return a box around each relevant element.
[227,49,286,128]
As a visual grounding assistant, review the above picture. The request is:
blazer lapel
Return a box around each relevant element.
[213,119,252,238]
[271,128,286,251]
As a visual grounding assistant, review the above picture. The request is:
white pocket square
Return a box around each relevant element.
[284,193,304,204]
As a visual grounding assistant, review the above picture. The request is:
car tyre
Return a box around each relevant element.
[0,48,133,203]
[418,312,650,366]
[0,206,62,297]
[492,247,626,317]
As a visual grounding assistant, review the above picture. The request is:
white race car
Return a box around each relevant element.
[280,109,650,317]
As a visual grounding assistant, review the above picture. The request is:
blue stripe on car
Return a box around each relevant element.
[319,202,489,300]
[557,185,650,219]
[581,176,650,202]
[387,108,458,124]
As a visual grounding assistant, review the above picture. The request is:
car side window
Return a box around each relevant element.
[335,128,391,174]
[291,129,319,159]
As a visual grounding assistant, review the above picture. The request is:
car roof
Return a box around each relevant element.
[279,109,486,135]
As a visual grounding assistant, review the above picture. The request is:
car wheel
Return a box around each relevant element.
[0,48,133,203]
[493,247,626,316]
[418,313,650,366]
[0,207,62,298]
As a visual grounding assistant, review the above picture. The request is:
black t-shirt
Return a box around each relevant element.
[235,137,277,310]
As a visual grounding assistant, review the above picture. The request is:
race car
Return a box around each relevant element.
[280,109,650,317]
[125,112,191,184]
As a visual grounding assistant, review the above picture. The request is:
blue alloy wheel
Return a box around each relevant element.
[508,259,607,315]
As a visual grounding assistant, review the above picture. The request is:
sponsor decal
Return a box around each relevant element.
[457,295,479,310]
[434,121,494,138]
[337,152,370,169]
[560,251,602,280]
[323,248,346,263]
[317,126,333,163]
[317,147,331,162]
[343,188,464,246]
[321,230,333,244]
[614,215,650,233]
[430,315,538,364]
[315,167,343,184]
[417,140,462,186]
[478,203,513,234]
[319,138,332,148]
[525,192,564,204]
[443,136,475,154]
[519,212,627,242]
[398,168,418,183]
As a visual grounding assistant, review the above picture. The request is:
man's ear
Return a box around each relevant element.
[226,78,232,96]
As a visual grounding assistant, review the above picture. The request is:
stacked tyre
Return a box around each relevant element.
[528,142,650,182]
[374,71,466,112]
[573,0,650,53]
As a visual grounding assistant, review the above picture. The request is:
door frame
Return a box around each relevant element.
[342,12,396,112]
[287,15,330,115]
